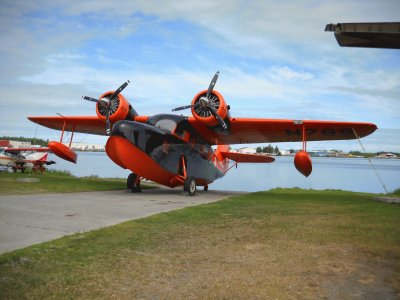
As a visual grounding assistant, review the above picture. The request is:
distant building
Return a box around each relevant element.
[0,140,11,147]
[279,150,291,156]
[237,147,256,154]
[308,150,330,157]
[69,142,105,151]
[0,140,31,148]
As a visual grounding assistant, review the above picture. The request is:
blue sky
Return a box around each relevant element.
[0,0,399,152]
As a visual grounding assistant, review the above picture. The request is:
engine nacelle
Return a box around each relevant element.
[96,91,138,123]
[191,90,229,127]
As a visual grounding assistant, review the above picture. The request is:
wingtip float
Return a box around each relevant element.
[28,72,377,194]
[48,141,77,164]
[294,151,312,177]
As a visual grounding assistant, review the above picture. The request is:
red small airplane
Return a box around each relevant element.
[28,72,377,195]
[0,147,55,173]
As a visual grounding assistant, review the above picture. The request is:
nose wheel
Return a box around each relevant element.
[127,173,142,193]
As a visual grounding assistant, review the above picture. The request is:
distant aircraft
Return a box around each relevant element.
[0,147,55,173]
[28,72,377,195]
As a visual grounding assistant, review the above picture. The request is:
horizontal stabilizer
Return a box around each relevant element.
[220,152,275,163]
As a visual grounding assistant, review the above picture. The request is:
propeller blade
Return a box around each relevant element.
[207,104,227,130]
[106,108,111,135]
[172,102,201,112]
[206,71,219,99]
[109,80,130,100]
[172,104,194,112]
[82,96,99,103]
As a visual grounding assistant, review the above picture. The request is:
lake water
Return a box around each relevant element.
[48,152,400,194]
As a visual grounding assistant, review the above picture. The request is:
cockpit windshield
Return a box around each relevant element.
[147,114,186,134]
[154,119,177,133]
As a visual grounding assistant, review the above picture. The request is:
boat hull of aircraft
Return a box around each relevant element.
[107,118,226,188]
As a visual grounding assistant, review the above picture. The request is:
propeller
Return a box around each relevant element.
[82,80,130,135]
[172,71,227,130]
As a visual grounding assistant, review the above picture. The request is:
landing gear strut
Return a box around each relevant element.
[184,176,196,196]
[127,173,141,193]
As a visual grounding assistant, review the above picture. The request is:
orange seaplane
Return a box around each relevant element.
[28,72,377,195]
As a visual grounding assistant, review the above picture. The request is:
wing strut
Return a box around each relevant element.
[352,128,388,193]
[48,117,78,163]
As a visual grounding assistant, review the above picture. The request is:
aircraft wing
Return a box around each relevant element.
[28,116,107,135]
[325,22,400,49]
[29,116,377,145]
[5,147,50,153]
[189,118,377,145]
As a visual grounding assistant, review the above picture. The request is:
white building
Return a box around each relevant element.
[69,142,105,151]
[237,147,257,154]
[279,150,291,156]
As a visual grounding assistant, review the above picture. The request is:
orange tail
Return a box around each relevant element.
[214,145,230,173]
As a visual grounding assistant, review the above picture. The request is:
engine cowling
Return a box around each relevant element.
[191,90,228,127]
[96,91,138,123]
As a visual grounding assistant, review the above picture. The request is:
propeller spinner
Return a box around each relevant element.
[172,71,227,130]
[82,80,130,135]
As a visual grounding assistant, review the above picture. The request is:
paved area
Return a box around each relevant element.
[373,196,400,204]
[0,189,243,254]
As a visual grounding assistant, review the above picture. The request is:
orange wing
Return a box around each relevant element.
[189,118,377,145]
[28,116,107,135]
[27,116,150,135]
[28,116,377,145]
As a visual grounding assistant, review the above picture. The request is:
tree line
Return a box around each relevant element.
[256,144,281,155]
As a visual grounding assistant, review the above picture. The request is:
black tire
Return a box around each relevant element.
[127,173,137,189]
[127,173,141,193]
[184,176,196,196]
[204,185,208,192]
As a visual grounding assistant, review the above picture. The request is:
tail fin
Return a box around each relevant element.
[38,153,48,162]
[214,145,230,161]
[214,145,230,173]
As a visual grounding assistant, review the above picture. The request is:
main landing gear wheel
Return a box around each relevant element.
[127,173,141,193]
[184,176,196,196]
[204,185,208,192]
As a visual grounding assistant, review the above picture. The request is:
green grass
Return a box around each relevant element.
[0,170,129,195]
[0,188,399,299]
[392,188,400,196]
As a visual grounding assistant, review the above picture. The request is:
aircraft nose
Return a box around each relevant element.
[111,120,140,146]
